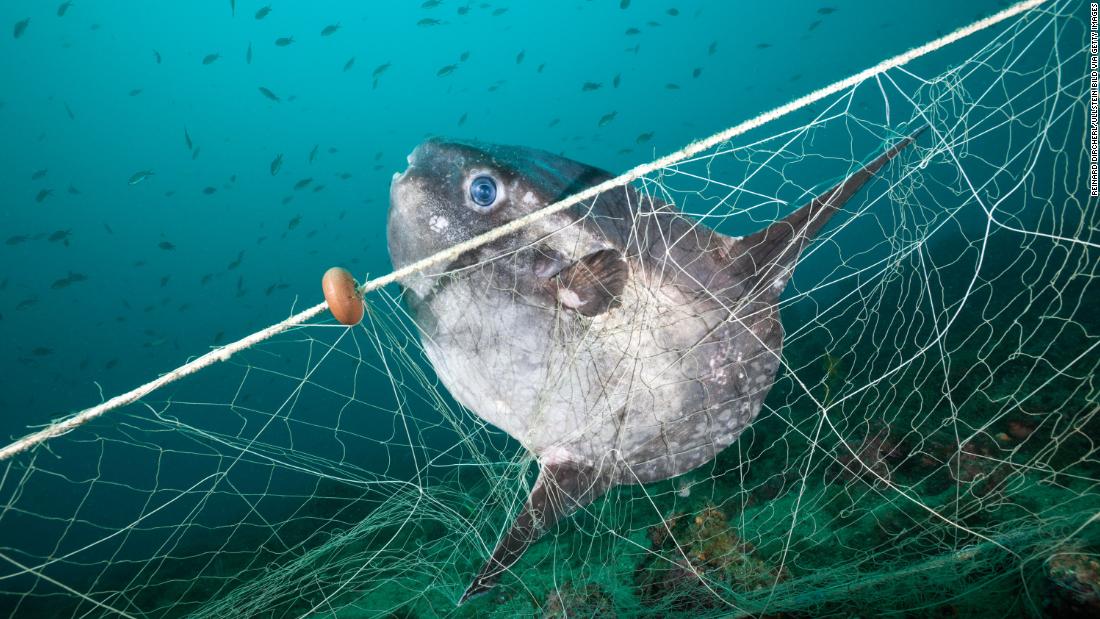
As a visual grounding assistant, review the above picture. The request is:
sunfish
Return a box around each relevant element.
[386,127,924,603]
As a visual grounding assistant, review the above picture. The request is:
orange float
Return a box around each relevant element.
[321,267,364,326]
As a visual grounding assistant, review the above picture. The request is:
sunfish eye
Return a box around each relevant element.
[468,175,498,210]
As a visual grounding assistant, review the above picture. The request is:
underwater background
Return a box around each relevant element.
[0,0,1013,437]
[1,1,1098,618]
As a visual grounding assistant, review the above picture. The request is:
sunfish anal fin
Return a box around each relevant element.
[459,459,608,604]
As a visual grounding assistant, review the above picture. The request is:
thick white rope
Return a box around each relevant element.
[0,0,1047,463]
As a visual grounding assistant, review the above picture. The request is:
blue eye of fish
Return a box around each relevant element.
[469,175,497,209]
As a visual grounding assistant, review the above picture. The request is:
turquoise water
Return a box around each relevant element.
[0,0,1007,438]
[2,2,1096,618]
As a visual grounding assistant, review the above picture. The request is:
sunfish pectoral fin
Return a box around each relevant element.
[727,124,927,290]
[458,459,610,605]
[551,248,628,317]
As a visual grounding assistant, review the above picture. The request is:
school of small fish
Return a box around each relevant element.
[3,1,846,393]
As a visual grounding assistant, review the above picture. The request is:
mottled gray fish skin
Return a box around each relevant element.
[386,129,923,603]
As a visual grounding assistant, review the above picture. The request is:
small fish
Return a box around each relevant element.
[129,88,143,96]
[667,7,679,16]
[417,18,443,26]
[308,144,319,164]
[31,347,52,357]
[192,146,201,160]
[227,250,245,269]
[6,235,27,245]
[636,131,654,143]
[202,53,220,65]
[373,62,391,77]
[229,0,235,17]
[270,153,283,176]
[756,42,771,49]
[63,102,75,119]
[458,112,467,126]
[47,230,70,243]
[491,7,507,16]
[153,49,162,64]
[818,7,836,15]
[692,67,702,78]
[320,23,340,36]
[255,5,271,19]
[246,42,252,64]
[613,74,621,88]
[67,184,81,195]
[582,81,601,91]
[343,56,355,71]
[808,19,822,31]
[665,83,680,90]
[437,64,457,77]
[202,186,217,195]
[457,5,469,15]
[35,189,53,203]
[707,41,717,55]
[13,18,29,39]
[516,50,525,64]
[288,214,301,229]
[422,0,441,7]
[625,27,640,36]
[597,111,617,127]
[158,241,175,250]
[460,50,470,62]
[16,298,38,310]
[57,2,72,17]
[31,169,47,180]
[184,127,193,151]
[293,178,312,190]
[51,276,72,290]
[620,0,630,8]
[258,86,280,102]
[128,170,154,185]
[274,36,294,46]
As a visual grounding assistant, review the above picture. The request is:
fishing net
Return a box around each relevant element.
[1,2,1097,617]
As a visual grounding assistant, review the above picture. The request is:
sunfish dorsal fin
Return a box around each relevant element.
[726,125,926,293]
[459,459,609,604]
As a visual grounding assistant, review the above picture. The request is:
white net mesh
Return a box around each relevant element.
[1,2,1097,617]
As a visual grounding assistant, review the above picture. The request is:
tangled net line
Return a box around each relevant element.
[2,0,1098,617]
